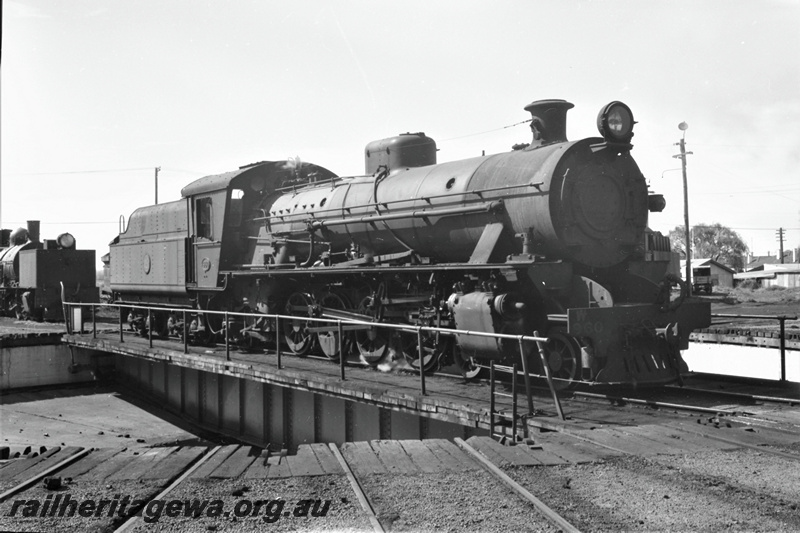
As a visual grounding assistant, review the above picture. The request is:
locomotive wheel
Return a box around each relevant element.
[356,329,388,366]
[355,295,387,366]
[316,292,352,361]
[283,292,315,357]
[453,349,484,380]
[402,331,449,372]
[542,333,580,390]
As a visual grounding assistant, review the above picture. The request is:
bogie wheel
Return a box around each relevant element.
[454,349,484,380]
[316,292,353,361]
[355,295,388,366]
[283,292,315,357]
[542,333,580,390]
[402,331,449,372]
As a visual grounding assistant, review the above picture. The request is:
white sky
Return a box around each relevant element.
[2,0,799,267]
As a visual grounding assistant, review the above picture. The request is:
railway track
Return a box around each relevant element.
[3,386,800,532]
[0,439,580,532]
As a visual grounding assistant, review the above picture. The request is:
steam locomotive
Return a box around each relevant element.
[1,221,98,320]
[108,99,710,386]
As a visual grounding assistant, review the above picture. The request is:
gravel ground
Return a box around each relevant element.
[506,449,800,532]
[124,476,373,532]
[358,471,559,532]
[0,478,165,532]
[4,448,800,532]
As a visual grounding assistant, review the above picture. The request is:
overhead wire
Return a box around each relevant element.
[438,118,532,142]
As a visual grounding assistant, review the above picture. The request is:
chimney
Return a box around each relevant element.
[27,220,40,243]
[524,99,574,147]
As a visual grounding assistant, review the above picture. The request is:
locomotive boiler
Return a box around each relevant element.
[0,221,98,320]
[108,99,710,386]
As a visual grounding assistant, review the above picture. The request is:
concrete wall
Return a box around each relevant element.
[0,344,110,390]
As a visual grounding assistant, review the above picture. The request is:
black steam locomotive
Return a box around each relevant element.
[1,221,98,320]
[107,99,710,386]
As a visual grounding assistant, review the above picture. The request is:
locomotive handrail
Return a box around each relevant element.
[308,201,504,230]
[252,181,544,222]
[273,174,370,193]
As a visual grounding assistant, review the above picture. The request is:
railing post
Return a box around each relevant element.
[511,362,518,441]
[417,327,426,395]
[779,316,787,382]
[534,330,565,421]
[489,361,496,438]
[181,310,188,354]
[147,308,153,348]
[518,336,534,416]
[224,312,230,362]
[338,320,345,380]
[275,315,282,370]
[92,304,97,339]
[119,306,124,343]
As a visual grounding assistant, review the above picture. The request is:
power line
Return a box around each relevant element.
[438,118,532,142]
[3,166,207,178]
[3,167,153,177]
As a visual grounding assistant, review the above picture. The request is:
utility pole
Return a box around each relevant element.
[155,166,161,205]
[673,122,693,295]
[776,227,785,264]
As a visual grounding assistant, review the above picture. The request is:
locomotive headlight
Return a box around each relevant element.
[597,101,635,144]
[56,232,76,249]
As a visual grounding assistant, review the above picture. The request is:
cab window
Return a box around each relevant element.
[228,189,244,228]
[196,197,213,239]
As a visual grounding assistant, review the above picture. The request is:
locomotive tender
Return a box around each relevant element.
[1,220,97,320]
[109,99,710,386]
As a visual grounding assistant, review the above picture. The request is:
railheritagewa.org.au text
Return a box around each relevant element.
[6,494,332,524]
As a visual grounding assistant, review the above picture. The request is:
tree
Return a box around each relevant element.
[669,223,749,271]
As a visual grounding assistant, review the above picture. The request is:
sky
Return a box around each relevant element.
[2,0,799,269]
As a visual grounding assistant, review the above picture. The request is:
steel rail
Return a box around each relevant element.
[454,438,581,533]
[0,447,91,504]
[569,390,750,416]
[114,446,222,532]
[711,313,797,320]
[675,426,800,463]
[664,384,800,406]
[329,444,384,533]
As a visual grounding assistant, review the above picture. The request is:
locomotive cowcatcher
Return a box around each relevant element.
[107,99,710,387]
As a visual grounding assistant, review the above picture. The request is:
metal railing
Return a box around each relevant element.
[697,313,799,382]
[62,301,561,411]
